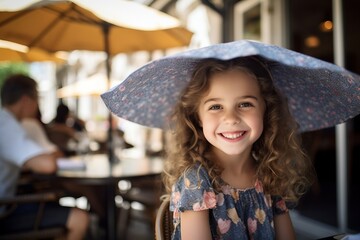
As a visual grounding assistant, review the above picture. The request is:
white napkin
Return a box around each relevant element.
[56,158,86,171]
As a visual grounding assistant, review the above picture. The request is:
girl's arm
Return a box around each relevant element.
[274,212,296,240]
[181,209,212,240]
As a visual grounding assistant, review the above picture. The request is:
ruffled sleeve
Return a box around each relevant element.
[170,163,217,213]
[271,195,289,215]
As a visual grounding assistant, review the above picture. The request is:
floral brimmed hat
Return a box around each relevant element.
[101,40,360,132]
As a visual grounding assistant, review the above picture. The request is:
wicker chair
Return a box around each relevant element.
[0,192,67,240]
[155,199,173,240]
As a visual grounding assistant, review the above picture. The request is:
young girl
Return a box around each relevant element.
[163,57,314,240]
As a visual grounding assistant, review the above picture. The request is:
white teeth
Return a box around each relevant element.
[222,132,244,139]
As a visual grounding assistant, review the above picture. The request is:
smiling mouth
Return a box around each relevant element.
[220,131,246,139]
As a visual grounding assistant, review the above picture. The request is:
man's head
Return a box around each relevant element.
[1,74,39,119]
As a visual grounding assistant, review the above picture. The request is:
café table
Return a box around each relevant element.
[37,151,163,240]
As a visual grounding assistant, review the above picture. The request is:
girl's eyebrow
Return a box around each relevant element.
[203,98,222,104]
[203,95,259,104]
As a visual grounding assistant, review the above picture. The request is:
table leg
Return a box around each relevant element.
[106,184,116,240]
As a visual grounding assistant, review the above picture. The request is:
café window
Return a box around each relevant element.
[234,0,271,43]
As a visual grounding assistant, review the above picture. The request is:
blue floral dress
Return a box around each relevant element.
[170,163,288,240]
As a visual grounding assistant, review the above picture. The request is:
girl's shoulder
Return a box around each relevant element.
[171,162,216,212]
[174,162,213,191]
[184,162,209,177]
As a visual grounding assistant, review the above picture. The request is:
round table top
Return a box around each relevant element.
[54,152,163,184]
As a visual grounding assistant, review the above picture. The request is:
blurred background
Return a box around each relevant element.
[0,0,359,239]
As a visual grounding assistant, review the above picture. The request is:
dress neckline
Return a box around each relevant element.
[219,178,262,192]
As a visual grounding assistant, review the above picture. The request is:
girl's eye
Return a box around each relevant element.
[239,102,253,108]
[209,104,222,110]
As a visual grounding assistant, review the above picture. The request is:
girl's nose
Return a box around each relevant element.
[223,110,240,125]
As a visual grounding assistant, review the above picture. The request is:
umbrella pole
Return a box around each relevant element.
[333,0,348,233]
[102,22,118,240]
[103,23,117,164]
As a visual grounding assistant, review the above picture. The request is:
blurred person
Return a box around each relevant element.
[47,103,77,155]
[0,74,89,239]
[20,108,64,194]
[68,112,87,132]
[51,103,86,133]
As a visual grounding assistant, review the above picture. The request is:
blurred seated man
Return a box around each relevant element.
[22,107,64,159]
[0,74,89,239]
[20,108,64,194]
[20,81,106,226]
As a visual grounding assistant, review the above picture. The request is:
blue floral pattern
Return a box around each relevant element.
[170,164,288,240]
[101,40,360,132]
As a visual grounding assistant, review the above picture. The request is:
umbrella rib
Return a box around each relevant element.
[27,6,73,48]
[69,5,109,25]
[45,4,110,27]
[0,4,107,49]
[0,9,32,28]
[28,2,103,48]
[45,4,113,56]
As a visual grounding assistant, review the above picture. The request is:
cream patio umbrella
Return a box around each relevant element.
[0,0,192,88]
[0,39,66,63]
[0,3,192,238]
[0,0,192,54]
[0,0,193,164]
[56,73,119,98]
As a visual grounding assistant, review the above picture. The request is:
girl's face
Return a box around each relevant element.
[198,69,265,159]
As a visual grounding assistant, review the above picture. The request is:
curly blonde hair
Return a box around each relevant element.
[163,57,314,204]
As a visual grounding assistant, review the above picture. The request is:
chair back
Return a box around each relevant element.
[155,199,173,240]
[118,174,163,238]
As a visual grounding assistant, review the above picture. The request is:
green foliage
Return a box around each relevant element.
[0,62,30,90]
